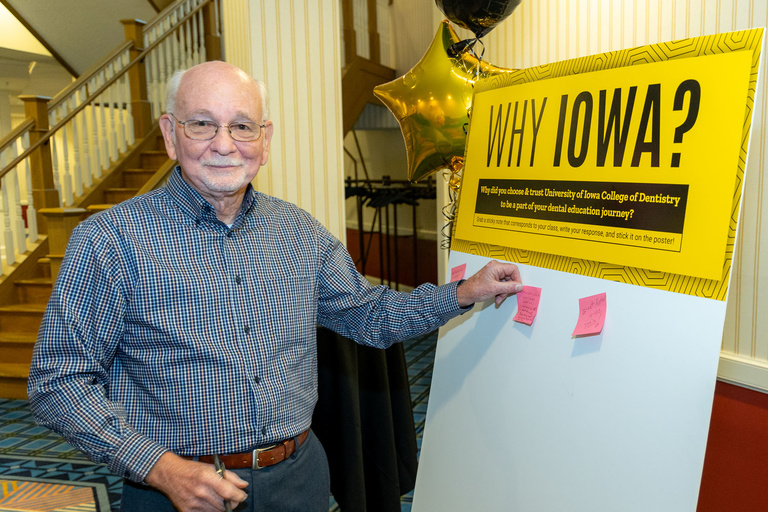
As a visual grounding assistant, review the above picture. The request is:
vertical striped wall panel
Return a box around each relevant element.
[221,0,346,241]
[423,0,768,388]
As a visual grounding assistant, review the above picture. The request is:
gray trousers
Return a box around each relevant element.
[121,430,331,512]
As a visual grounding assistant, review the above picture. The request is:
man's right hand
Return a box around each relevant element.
[144,452,248,511]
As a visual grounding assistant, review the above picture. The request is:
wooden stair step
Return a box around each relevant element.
[0,331,38,345]
[141,150,170,169]
[0,303,47,332]
[0,363,30,378]
[0,332,37,365]
[86,204,114,215]
[105,188,140,203]
[0,364,31,399]
[37,257,52,278]
[124,168,157,188]
[15,277,53,305]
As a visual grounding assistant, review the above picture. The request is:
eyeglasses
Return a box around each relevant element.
[169,113,266,142]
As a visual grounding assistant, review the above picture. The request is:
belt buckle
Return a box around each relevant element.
[252,443,278,470]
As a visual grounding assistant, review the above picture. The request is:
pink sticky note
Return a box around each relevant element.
[513,286,542,325]
[572,292,607,337]
[450,263,467,282]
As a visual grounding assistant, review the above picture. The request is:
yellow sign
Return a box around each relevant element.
[456,50,753,280]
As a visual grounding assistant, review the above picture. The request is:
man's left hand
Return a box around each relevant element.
[456,260,523,308]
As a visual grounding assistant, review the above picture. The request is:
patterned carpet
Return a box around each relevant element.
[0,332,438,512]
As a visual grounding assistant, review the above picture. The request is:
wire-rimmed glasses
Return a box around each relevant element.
[169,113,266,142]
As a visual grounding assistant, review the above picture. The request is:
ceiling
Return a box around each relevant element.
[0,0,173,133]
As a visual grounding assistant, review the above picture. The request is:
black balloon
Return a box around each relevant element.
[435,0,522,39]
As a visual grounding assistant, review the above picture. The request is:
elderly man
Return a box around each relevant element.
[28,61,523,512]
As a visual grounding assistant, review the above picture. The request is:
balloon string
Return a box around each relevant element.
[469,39,486,80]
[440,157,464,251]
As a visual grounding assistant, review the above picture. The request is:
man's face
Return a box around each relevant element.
[159,63,273,202]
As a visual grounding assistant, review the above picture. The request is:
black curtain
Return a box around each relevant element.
[313,327,419,511]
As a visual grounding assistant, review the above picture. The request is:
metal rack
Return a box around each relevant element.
[345,176,436,289]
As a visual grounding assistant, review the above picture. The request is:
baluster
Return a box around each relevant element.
[158,37,169,112]
[113,61,127,155]
[98,71,110,170]
[179,15,188,69]
[164,18,174,80]
[198,9,206,62]
[184,18,194,68]
[154,28,167,113]
[191,9,201,65]
[76,87,92,188]
[214,0,221,35]
[87,78,103,179]
[70,95,84,198]
[122,51,136,146]
[22,132,38,243]
[142,28,154,118]
[105,64,118,162]
[151,28,163,117]
[1,174,15,266]
[171,12,181,72]
[48,109,63,204]
[10,161,26,254]
[2,148,19,252]
[59,105,74,206]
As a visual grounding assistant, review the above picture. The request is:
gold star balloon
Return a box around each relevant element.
[374,20,515,183]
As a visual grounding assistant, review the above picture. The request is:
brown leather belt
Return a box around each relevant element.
[185,429,309,470]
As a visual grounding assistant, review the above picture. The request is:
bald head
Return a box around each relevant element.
[165,61,270,122]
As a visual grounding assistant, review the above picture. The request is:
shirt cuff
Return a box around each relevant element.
[109,431,168,483]
[435,280,473,321]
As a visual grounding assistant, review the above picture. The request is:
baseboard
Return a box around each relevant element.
[718,352,768,394]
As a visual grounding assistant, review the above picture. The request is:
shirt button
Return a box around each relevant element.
[261,426,268,436]
[235,276,242,284]
[254,375,261,384]
[244,326,251,334]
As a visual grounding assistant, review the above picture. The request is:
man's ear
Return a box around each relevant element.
[159,114,178,161]
[260,121,274,166]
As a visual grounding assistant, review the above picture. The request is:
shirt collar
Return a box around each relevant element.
[166,166,259,225]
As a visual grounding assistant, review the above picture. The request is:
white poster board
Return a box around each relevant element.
[411,28,762,511]
[413,253,726,511]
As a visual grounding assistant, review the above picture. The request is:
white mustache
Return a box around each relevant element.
[201,158,244,167]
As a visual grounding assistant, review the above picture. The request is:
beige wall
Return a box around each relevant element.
[221,0,346,242]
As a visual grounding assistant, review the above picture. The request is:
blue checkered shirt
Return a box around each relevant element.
[28,167,466,483]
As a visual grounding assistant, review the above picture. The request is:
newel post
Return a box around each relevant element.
[121,19,153,140]
[38,207,87,281]
[19,95,59,235]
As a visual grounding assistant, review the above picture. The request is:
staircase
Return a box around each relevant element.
[0,132,173,399]
[0,0,220,399]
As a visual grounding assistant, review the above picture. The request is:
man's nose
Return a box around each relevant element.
[209,126,238,153]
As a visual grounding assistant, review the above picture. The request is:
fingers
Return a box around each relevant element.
[456,260,524,307]
[484,262,523,305]
[214,469,248,508]
[490,260,522,285]
[224,470,249,489]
